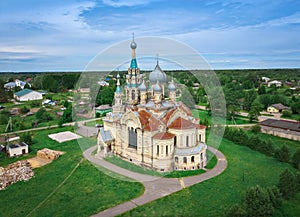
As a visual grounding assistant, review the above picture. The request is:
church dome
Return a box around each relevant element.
[149,62,166,84]
[168,80,176,91]
[138,80,147,91]
[153,80,162,92]
[130,41,137,49]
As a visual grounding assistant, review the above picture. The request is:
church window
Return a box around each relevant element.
[183,157,187,164]
[191,156,195,162]
[175,156,178,163]
[174,136,177,147]
[200,153,203,160]
[199,134,202,142]
[186,136,189,147]
[128,127,137,149]
[157,145,159,155]
[166,146,168,156]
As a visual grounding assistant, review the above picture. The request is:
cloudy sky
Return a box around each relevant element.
[0,0,299,71]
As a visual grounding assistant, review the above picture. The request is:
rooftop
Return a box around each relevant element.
[259,118,300,132]
[14,88,33,97]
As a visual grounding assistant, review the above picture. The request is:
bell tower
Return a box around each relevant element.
[125,33,142,105]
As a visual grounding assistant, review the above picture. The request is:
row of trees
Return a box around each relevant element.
[224,127,300,169]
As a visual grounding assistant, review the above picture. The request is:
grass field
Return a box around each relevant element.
[193,109,254,125]
[0,127,144,217]
[121,138,299,217]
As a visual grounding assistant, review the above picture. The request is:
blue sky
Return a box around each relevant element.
[0,0,300,71]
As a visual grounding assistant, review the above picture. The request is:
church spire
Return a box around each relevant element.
[130,32,138,69]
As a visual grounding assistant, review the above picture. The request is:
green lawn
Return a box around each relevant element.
[0,127,144,217]
[120,138,298,217]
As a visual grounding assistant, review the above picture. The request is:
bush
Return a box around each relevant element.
[250,125,261,133]
[292,149,300,169]
[20,132,33,145]
[282,110,292,118]
[20,106,30,114]
[278,168,297,199]
[275,145,290,163]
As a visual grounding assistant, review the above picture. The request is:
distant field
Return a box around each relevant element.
[193,109,254,125]
[121,138,299,217]
[0,127,144,217]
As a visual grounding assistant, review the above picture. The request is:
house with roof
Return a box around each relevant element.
[7,142,29,157]
[95,104,112,115]
[14,89,43,101]
[4,79,31,90]
[267,103,290,113]
[97,38,207,172]
[267,80,282,87]
[259,119,300,141]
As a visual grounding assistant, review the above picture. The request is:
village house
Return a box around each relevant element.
[267,80,282,87]
[14,89,43,101]
[267,103,290,113]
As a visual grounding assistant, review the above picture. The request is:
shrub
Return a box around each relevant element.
[250,125,261,133]
[282,110,292,118]
[275,145,290,163]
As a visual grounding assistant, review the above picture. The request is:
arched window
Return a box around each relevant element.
[199,134,202,142]
[200,153,203,160]
[175,156,178,163]
[166,146,168,156]
[183,157,187,164]
[157,145,159,155]
[191,156,195,162]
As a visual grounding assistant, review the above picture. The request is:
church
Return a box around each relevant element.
[97,37,207,172]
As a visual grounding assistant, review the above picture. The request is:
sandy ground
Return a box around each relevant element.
[27,157,52,168]
[48,131,82,143]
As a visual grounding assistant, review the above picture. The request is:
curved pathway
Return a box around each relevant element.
[83,146,227,217]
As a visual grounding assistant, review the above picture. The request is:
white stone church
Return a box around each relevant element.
[97,37,207,172]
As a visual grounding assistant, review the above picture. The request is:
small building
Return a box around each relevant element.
[7,142,29,157]
[98,80,109,86]
[95,104,112,115]
[259,119,300,141]
[267,103,290,113]
[42,99,57,106]
[262,77,270,82]
[268,80,282,87]
[4,82,16,90]
[14,89,43,101]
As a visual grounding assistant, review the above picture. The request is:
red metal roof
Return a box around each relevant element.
[168,117,194,129]
[153,132,175,140]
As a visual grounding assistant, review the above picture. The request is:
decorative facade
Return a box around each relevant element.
[97,37,207,172]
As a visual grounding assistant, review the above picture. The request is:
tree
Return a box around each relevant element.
[20,106,30,114]
[292,149,300,169]
[266,186,282,209]
[250,125,261,133]
[257,85,266,95]
[278,168,297,199]
[36,108,53,121]
[282,110,292,118]
[275,145,290,162]
[226,204,245,217]
[20,132,33,145]
[243,185,274,217]
[248,101,262,122]
[244,89,257,111]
